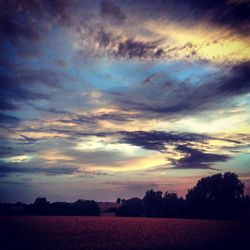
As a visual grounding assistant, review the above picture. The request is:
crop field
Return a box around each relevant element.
[0,216,249,250]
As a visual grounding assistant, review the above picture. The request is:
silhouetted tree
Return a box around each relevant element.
[116,198,121,204]
[1,172,248,220]
[143,190,163,217]
[24,197,50,215]
[162,192,186,218]
[0,202,26,215]
[116,198,143,217]
[48,202,72,215]
[72,200,101,216]
[186,172,245,219]
[104,207,118,213]
[21,198,101,216]
[239,194,250,220]
[34,197,50,206]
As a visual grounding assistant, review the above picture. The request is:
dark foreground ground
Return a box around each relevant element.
[0,216,249,250]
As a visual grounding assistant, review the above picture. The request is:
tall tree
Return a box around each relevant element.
[186,172,245,219]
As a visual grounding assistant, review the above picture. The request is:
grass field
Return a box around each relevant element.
[0,216,249,250]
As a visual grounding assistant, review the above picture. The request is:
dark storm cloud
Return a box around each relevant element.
[218,61,250,94]
[42,0,79,26]
[127,0,250,35]
[0,113,20,124]
[0,163,79,177]
[98,112,137,122]
[0,100,17,111]
[174,145,230,169]
[0,0,79,26]
[110,61,250,116]
[201,0,250,34]
[17,135,39,145]
[0,74,51,111]
[0,160,113,177]
[58,111,138,126]
[100,0,126,23]
[0,65,77,113]
[0,69,73,111]
[0,0,82,59]
[119,130,234,169]
[78,24,165,60]
[115,39,164,59]
[35,107,73,116]
[0,137,36,157]
[0,5,41,57]
[120,131,207,152]
[0,146,14,157]
[96,29,112,48]
[0,15,41,42]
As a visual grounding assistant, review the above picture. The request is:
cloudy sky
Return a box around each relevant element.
[0,0,250,203]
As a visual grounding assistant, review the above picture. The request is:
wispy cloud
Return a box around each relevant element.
[108,62,250,117]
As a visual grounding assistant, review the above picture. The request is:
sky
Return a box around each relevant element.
[0,0,250,203]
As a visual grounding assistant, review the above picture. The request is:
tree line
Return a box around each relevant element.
[1,172,250,220]
[116,172,250,220]
[0,198,101,216]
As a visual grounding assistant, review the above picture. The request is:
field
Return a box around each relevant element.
[0,216,249,250]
